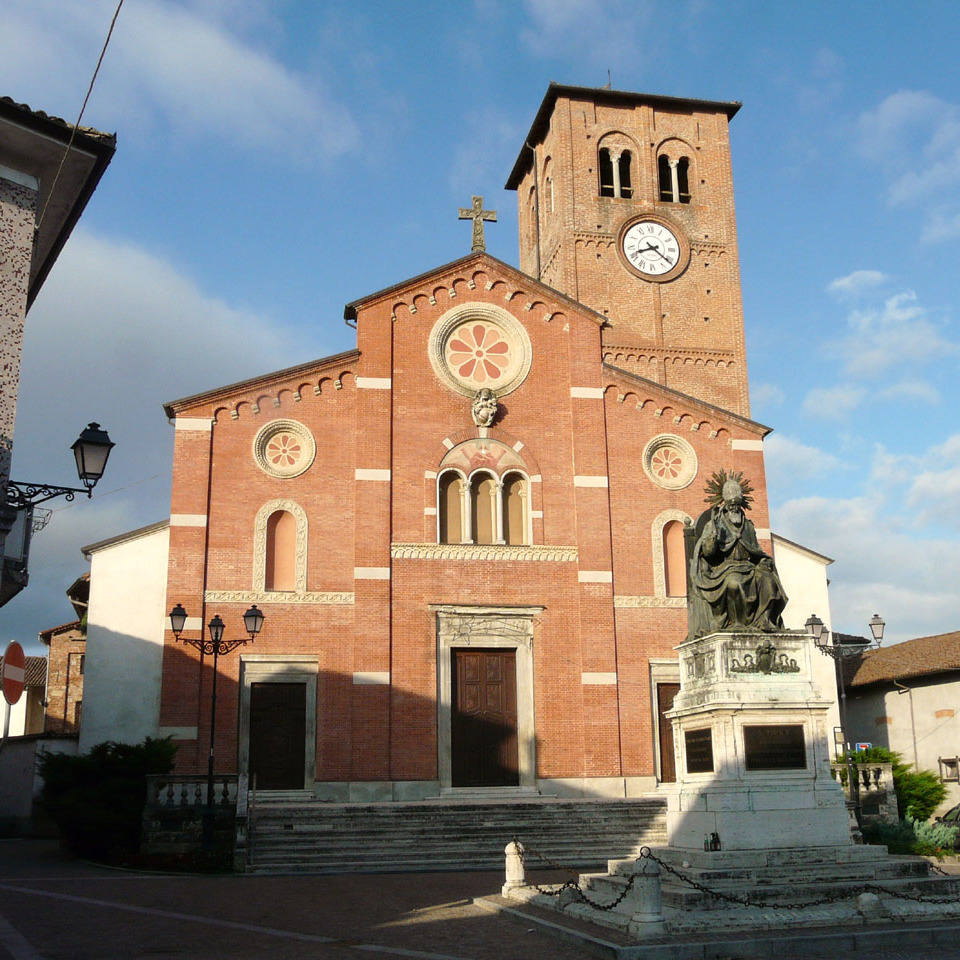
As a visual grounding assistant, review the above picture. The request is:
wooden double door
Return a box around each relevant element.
[451,649,519,787]
[248,682,306,791]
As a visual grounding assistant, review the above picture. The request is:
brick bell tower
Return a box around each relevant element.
[506,83,750,417]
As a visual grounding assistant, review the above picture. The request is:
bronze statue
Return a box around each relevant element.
[687,472,787,639]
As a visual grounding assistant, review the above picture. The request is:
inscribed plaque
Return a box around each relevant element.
[684,727,714,774]
[743,724,806,771]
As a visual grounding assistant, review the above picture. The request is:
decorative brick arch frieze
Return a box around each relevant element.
[651,508,692,599]
[252,499,308,594]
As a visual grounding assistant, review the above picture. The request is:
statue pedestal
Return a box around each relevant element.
[663,630,850,851]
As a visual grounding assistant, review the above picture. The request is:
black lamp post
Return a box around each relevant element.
[807,612,885,828]
[169,603,264,849]
[5,422,115,510]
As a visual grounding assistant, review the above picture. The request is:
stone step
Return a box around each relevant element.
[246,796,667,874]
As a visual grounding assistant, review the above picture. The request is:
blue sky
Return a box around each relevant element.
[2,0,959,649]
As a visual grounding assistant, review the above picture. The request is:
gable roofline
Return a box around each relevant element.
[771,532,834,566]
[39,619,83,643]
[162,348,360,418]
[343,251,608,327]
[505,83,741,190]
[82,519,169,557]
[602,363,772,436]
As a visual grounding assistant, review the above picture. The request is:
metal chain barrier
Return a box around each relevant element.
[515,839,960,912]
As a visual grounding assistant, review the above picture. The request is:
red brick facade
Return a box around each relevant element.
[158,86,771,797]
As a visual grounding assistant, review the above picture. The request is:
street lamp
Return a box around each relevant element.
[807,612,884,829]
[5,422,115,510]
[169,603,264,849]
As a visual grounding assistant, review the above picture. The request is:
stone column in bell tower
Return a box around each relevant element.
[505,84,751,418]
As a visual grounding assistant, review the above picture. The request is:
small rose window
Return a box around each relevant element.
[643,434,697,490]
[253,420,316,479]
[445,322,512,386]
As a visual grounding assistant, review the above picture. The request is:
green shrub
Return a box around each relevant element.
[862,814,958,856]
[850,746,947,822]
[38,737,177,859]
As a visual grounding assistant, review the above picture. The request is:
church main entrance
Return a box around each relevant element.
[451,649,519,787]
[248,682,306,790]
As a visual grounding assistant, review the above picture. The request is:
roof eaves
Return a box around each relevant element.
[602,363,772,435]
[81,519,170,557]
[343,251,608,328]
[162,349,360,418]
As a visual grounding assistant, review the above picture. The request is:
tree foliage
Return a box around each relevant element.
[38,737,177,859]
[851,745,947,822]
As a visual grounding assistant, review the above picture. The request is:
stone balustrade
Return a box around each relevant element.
[145,773,239,810]
[829,762,898,824]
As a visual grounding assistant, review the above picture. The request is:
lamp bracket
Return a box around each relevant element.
[5,481,90,510]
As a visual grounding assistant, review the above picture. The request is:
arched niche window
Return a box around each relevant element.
[502,472,529,546]
[543,157,554,214]
[618,152,633,199]
[253,499,308,594]
[658,150,693,204]
[438,470,465,544]
[265,510,297,591]
[652,509,692,600]
[470,472,498,545]
[662,519,687,597]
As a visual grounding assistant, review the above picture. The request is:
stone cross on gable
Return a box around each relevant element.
[458,195,497,253]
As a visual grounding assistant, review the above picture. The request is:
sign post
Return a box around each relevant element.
[1,641,26,752]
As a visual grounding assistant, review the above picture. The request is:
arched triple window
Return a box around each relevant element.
[599,147,633,199]
[437,469,530,546]
[658,151,691,204]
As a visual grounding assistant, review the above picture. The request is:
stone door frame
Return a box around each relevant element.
[433,605,540,791]
[238,655,318,792]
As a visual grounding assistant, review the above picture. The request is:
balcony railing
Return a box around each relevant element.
[145,773,239,810]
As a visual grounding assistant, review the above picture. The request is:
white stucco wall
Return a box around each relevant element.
[0,693,27,737]
[79,523,169,752]
[771,534,841,741]
[846,674,960,817]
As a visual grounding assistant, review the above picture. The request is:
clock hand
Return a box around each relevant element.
[642,242,669,261]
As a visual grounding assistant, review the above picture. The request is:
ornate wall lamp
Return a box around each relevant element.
[169,603,265,849]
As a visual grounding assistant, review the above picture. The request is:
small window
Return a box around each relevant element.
[502,474,528,546]
[677,157,691,204]
[439,472,464,544]
[78,654,85,676]
[618,152,632,199]
[471,475,497,545]
[658,154,673,202]
[265,510,297,591]
[598,148,615,197]
[74,700,82,726]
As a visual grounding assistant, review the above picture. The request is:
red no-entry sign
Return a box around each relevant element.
[1,641,25,706]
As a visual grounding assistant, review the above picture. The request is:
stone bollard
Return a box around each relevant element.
[502,840,526,896]
[627,857,666,938]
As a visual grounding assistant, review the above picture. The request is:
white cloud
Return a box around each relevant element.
[857,90,960,243]
[905,434,960,529]
[751,383,785,409]
[802,384,866,420]
[520,0,655,69]
[772,493,960,642]
[0,0,358,161]
[877,380,941,404]
[827,270,887,298]
[764,434,842,480]
[837,291,956,379]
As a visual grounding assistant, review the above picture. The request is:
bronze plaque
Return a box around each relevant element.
[684,728,714,774]
[743,724,806,770]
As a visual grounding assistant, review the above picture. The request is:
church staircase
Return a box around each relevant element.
[245,795,667,875]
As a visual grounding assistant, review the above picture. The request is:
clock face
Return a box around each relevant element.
[621,220,683,278]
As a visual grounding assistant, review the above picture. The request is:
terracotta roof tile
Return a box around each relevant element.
[0,655,46,687]
[846,631,960,688]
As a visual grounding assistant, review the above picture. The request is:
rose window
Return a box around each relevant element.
[445,323,512,386]
[642,434,697,491]
[651,446,683,481]
[266,432,303,469]
[253,420,316,479]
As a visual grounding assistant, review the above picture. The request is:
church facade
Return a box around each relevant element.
[154,85,800,800]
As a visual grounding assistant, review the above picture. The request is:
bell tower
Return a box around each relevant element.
[506,84,750,417]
